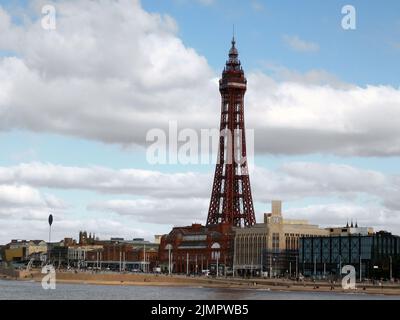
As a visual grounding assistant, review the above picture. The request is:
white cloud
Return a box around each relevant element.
[0,162,399,209]
[0,160,399,240]
[0,184,67,221]
[0,1,400,242]
[0,1,400,157]
[0,185,43,208]
[260,63,353,89]
[246,73,400,156]
[0,0,217,144]
[88,198,208,226]
[286,204,400,234]
[0,162,211,197]
[0,162,398,232]
[282,34,320,52]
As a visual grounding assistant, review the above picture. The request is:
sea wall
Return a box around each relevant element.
[0,267,37,279]
[52,272,210,285]
[0,267,19,278]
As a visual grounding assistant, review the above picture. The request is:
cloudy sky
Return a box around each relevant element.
[0,0,400,243]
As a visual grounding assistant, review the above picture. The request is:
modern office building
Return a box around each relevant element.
[299,231,400,279]
[233,201,330,276]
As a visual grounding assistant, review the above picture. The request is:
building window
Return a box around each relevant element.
[211,243,221,260]
[272,233,279,252]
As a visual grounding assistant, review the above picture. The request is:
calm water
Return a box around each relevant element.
[0,280,399,300]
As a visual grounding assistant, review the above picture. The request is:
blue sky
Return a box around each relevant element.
[0,0,399,243]
[143,0,400,86]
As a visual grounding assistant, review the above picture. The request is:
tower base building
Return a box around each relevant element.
[159,223,234,275]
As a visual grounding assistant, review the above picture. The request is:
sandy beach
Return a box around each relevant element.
[2,270,400,297]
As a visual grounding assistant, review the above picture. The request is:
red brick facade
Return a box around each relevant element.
[159,223,234,274]
[84,243,159,270]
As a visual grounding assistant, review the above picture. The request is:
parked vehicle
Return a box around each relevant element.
[202,270,210,276]
[153,267,161,273]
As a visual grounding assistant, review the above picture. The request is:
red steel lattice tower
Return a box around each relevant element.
[206,37,256,228]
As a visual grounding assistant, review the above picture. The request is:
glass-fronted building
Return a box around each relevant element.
[299,231,400,280]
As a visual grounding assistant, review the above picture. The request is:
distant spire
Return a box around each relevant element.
[351,220,354,228]
[346,221,349,228]
[355,220,358,228]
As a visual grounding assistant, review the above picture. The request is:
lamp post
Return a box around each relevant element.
[314,255,316,277]
[260,250,263,277]
[273,257,276,278]
[186,252,189,276]
[48,214,53,264]
[169,247,171,275]
[166,244,172,275]
[216,255,219,277]
[224,256,226,277]
[269,255,272,278]
[119,251,122,273]
[143,243,146,273]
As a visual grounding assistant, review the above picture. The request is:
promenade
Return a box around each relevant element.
[2,269,400,296]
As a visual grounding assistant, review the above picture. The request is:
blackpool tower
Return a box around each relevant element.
[206,37,256,228]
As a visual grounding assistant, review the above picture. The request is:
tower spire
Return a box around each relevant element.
[227,33,240,71]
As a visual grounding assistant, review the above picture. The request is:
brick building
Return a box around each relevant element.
[82,238,159,272]
[159,223,234,275]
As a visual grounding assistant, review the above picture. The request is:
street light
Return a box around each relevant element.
[186,252,189,276]
[216,255,219,277]
[48,214,53,264]
[314,255,316,277]
[269,255,272,278]
[143,243,146,273]
[273,257,276,278]
[166,244,172,275]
